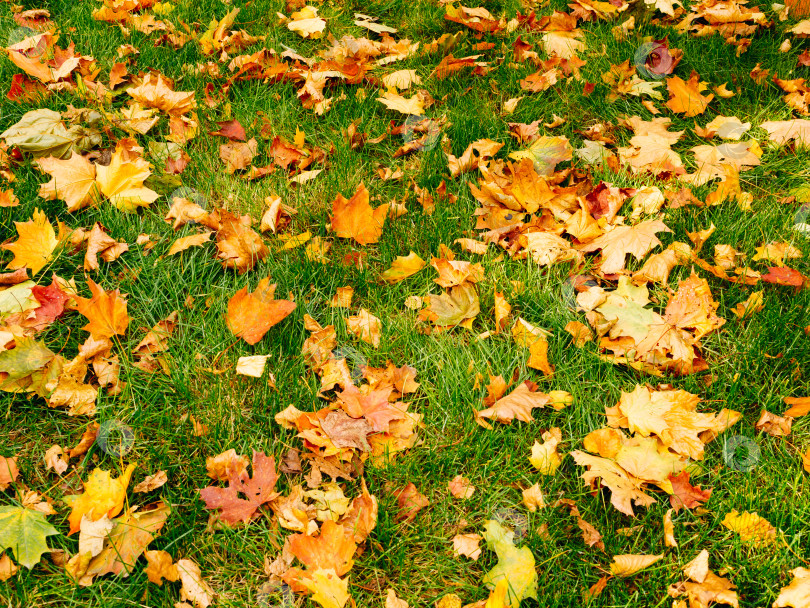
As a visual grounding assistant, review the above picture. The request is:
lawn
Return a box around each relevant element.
[1,0,810,607]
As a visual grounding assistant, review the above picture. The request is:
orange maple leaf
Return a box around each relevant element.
[225,277,296,344]
[288,519,357,576]
[75,279,129,339]
[330,183,388,245]
[666,72,714,117]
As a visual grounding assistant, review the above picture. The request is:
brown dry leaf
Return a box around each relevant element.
[219,138,258,174]
[494,291,511,333]
[83,224,128,271]
[477,382,550,425]
[610,554,663,577]
[127,73,196,115]
[721,510,778,545]
[431,257,484,288]
[226,278,296,345]
[452,533,482,560]
[346,308,381,348]
[143,550,178,585]
[565,321,593,347]
[132,311,177,358]
[448,475,475,499]
[666,72,714,116]
[329,287,353,308]
[133,471,168,493]
[670,550,739,608]
[215,211,269,273]
[761,119,810,147]
[394,483,429,522]
[69,424,100,459]
[330,183,388,245]
[385,589,409,608]
[664,509,678,547]
[44,445,68,474]
[755,410,792,436]
[176,558,214,608]
[683,549,710,584]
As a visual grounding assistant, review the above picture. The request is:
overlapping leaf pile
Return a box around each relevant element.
[571,385,739,515]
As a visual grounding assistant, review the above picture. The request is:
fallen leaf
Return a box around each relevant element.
[75,279,129,340]
[199,451,279,525]
[0,506,59,568]
[381,252,426,283]
[482,520,538,607]
[394,483,429,522]
[133,471,168,493]
[452,533,482,560]
[448,476,475,499]
[330,183,388,245]
[64,464,136,535]
[346,308,382,348]
[2,209,60,275]
[610,554,663,577]
[226,278,296,345]
[721,510,778,545]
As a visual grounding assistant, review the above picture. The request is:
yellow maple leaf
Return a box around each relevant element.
[529,427,563,475]
[36,153,99,212]
[64,463,136,535]
[721,510,778,545]
[95,139,159,212]
[2,209,60,275]
[300,568,350,608]
[377,90,425,115]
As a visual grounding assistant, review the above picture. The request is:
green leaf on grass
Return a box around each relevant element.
[0,506,60,569]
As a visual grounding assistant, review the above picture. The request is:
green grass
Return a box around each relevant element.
[1,0,810,606]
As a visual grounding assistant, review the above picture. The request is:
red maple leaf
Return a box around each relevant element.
[761,266,806,287]
[199,451,279,524]
[669,471,711,512]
